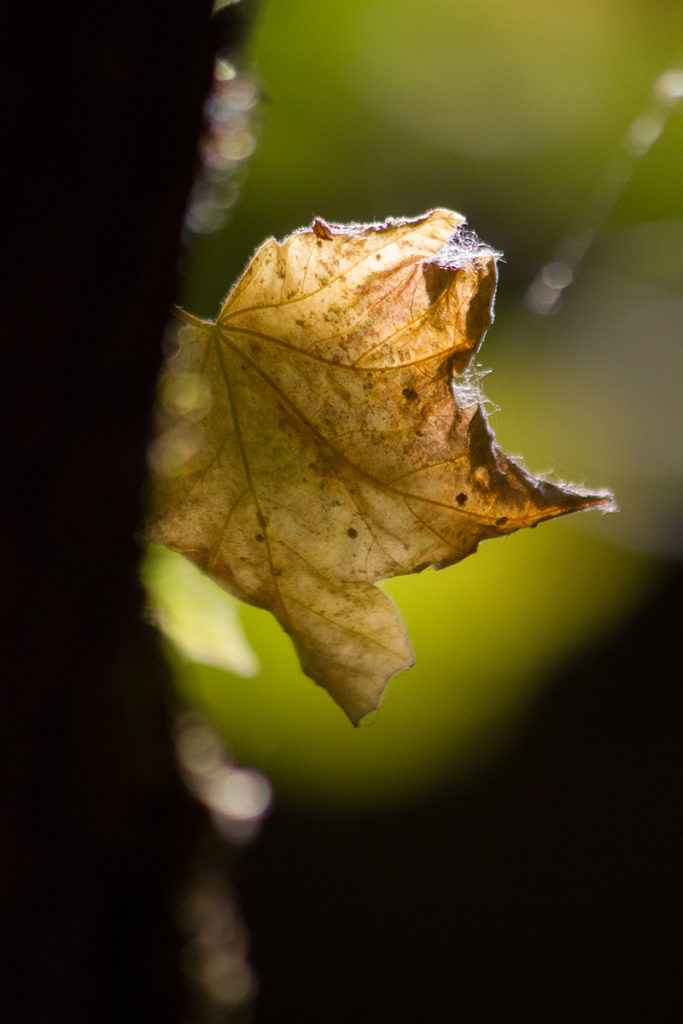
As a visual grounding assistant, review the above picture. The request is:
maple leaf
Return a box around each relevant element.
[147,209,613,723]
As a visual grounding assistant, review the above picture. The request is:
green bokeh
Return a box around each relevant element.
[154,0,681,808]
[185,0,682,311]
[157,527,652,810]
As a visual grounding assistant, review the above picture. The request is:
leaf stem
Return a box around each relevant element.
[171,304,211,328]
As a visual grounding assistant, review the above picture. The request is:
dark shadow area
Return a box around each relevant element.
[240,563,681,1022]
[3,4,219,1021]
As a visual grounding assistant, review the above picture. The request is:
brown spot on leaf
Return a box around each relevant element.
[312,217,333,240]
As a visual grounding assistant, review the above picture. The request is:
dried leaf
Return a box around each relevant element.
[147,209,613,723]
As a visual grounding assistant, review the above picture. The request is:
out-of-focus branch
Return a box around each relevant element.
[0,3,252,1020]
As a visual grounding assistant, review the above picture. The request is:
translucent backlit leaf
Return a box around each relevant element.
[147,210,613,722]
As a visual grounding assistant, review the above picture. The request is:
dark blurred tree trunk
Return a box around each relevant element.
[1,2,237,1020]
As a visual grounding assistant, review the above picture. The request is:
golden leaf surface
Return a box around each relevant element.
[147,209,613,723]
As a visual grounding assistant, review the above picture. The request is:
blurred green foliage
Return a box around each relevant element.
[150,0,681,808]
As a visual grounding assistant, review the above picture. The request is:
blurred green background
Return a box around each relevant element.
[147,0,682,809]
